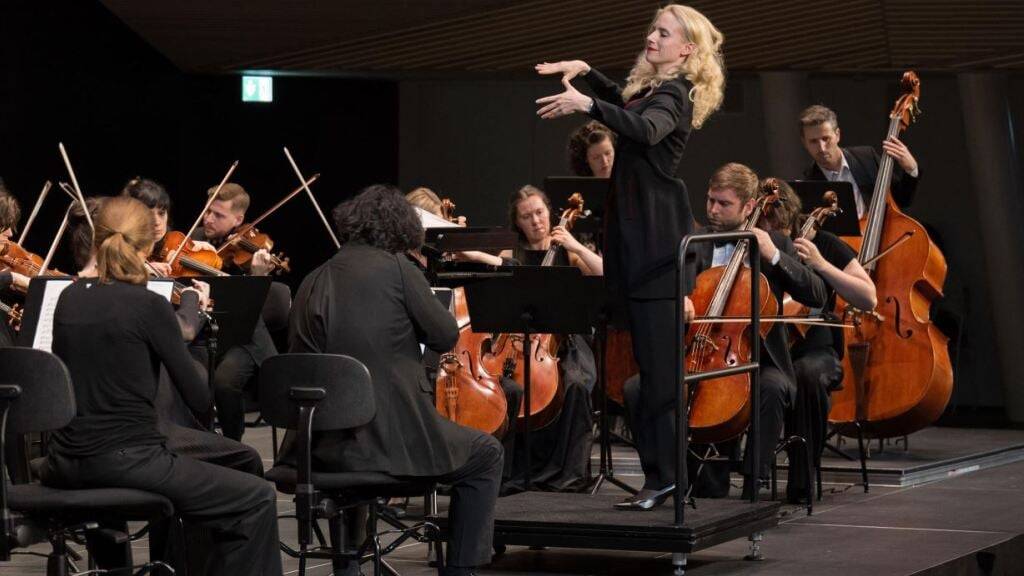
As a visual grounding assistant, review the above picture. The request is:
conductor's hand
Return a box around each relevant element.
[749,227,779,264]
[549,226,584,254]
[536,77,594,120]
[535,60,591,82]
[250,249,273,276]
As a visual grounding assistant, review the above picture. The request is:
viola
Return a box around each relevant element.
[686,181,781,444]
[782,191,842,340]
[829,71,952,439]
[155,231,228,278]
[219,226,290,274]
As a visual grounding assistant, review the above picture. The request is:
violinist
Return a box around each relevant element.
[800,104,919,218]
[39,196,282,576]
[758,179,876,502]
[283,185,502,576]
[405,186,506,268]
[0,182,30,293]
[623,163,827,504]
[535,4,724,510]
[494,185,601,492]
[191,182,282,441]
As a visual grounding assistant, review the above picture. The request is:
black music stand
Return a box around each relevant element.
[192,276,271,428]
[464,266,596,491]
[425,227,518,254]
[787,180,861,237]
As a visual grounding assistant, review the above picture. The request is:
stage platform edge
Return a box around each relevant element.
[430,491,780,556]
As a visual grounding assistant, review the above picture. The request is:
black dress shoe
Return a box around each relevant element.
[613,484,676,510]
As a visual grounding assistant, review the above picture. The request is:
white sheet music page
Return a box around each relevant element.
[31,279,75,352]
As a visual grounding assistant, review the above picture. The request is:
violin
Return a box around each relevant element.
[0,240,64,290]
[1,300,22,331]
[686,181,782,444]
[155,231,228,278]
[829,71,952,439]
[219,225,290,274]
[782,191,842,340]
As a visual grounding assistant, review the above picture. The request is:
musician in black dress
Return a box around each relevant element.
[39,196,282,575]
[283,184,502,576]
[535,4,726,508]
[568,120,616,179]
[759,180,876,502]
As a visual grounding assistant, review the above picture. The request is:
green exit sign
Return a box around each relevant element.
[242,76,273,103]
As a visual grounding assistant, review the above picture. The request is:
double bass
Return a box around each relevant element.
[687,181,781,444]
[829,71,952,438]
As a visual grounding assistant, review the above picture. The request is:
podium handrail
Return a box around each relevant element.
[675,231,763,527]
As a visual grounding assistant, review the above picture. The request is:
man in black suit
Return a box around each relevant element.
[799,104,920,217]
[624,163,827,498]
[283,185,502,576]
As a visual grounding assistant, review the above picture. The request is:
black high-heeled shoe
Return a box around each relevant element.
[613,484,676,511]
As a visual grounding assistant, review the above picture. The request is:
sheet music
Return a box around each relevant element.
[31,279,74,352]
[416,206,459,229]
[30,279,175,352]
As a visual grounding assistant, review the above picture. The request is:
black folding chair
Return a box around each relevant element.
[0,347,175,576]
[260,353,442,576]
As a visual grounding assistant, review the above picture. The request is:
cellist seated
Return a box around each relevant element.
[622,163,827,501]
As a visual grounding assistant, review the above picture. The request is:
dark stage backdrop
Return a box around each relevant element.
[0,0,398,288]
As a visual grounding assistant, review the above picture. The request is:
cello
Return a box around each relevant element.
[479,194,587,430]
[433,199,510,437]
[829,71,952,439]
[687,180,782,444]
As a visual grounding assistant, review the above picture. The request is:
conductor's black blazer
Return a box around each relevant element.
[584,69,696,300]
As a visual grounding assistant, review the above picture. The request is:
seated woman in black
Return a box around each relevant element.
[40,196,282,576]
[492,185,601,493]
[284,184,502,576]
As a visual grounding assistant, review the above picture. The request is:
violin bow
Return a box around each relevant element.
[169,160,240,265]
[16,181,52,245]
[37,204,73,276]
[58,143,94,236]
[283,147,340,249]
[216,174,320,255]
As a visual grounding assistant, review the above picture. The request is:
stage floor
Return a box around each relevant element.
[5,424,1024,575]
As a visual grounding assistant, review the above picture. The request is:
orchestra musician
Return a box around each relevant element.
[800,104,919,217]
[758,179,876,502]
[495,185,600,492]
[623,164,827,502]
[283,184,502,576]
[534,4,725,509]
[1,182,30,333]
[38,196,282,576]
[189,183,282,441]
[568,120,616,179]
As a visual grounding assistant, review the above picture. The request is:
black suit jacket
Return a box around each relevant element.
[281,243,476,477]
[803,145,918,210]
[690,230,827,385]
[584,69,695,300]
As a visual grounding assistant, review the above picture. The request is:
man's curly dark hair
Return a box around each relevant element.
[567,121,616,176]
[332,184,424,253]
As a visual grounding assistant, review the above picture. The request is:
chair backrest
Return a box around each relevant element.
[259,353,375,431]
[0,347,75,435]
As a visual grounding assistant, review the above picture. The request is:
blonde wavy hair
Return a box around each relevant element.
[94,196,155,285]
[621,4,725,130]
